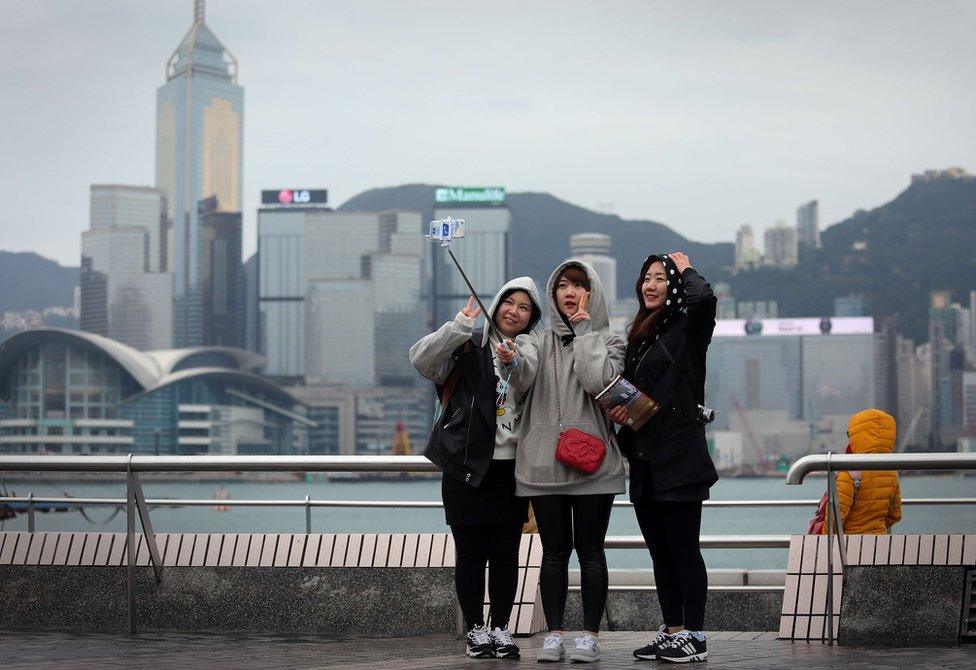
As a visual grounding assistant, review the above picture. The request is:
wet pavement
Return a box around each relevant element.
[1,630,975,669]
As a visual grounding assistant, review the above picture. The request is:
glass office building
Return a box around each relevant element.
[156,4,243,346]
[0,329,308,455]
[705,317,876,430]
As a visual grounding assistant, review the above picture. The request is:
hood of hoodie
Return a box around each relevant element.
[635,253,687,334]
[482,276,543,344]
[848,409,896,454]
[546,259,611,338]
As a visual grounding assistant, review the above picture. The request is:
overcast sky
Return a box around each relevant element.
[1,0,974,267]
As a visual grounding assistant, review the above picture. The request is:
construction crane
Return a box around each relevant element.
[730,395,764,472]
[897,407,924,452]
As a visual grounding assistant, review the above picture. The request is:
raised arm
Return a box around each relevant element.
[409,311,476,384]
[573,330,626,397]
[668,252,716,335]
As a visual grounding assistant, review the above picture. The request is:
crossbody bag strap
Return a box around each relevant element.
[441,339,475,409]
[551,332,562,431]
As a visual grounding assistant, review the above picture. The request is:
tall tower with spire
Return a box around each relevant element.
[156,0,243,347]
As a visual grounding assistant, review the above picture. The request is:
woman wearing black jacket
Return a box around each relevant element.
[409,277,542,660]
[609,252,718,664]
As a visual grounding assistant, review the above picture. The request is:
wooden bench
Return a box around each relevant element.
[779,533,976,641]
[0,531,546,635]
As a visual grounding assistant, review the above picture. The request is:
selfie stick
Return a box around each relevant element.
[446,248,509,344]
[427,217,510,348]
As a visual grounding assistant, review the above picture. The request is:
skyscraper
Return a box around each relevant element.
[570,233,617,304]
[796,200,820,248]
[763,222,798,268]
[156,0,243,346]
[734,225,760,271]
[80,185,173,350]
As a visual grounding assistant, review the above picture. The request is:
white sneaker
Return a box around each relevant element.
[536,633,564,663]
[569,634,600,663]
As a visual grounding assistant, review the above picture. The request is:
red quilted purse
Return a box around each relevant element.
[551,333,607,474]
[556,427,606,474]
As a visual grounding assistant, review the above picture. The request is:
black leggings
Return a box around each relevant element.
[450,522,524,631]
[531,494,614,633]
[633,499,707,631]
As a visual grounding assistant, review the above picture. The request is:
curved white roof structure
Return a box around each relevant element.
[0,328,281,403]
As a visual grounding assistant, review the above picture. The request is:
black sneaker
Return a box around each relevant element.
[465,624,495,658]
[657,631,708,663]
[633,624,674,660]
[490,626,521,659]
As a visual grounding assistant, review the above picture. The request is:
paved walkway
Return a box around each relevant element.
[1,630,974,669]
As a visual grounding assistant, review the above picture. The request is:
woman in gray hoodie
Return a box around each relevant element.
[507,260,626,663]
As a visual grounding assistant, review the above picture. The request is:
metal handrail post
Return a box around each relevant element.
[126,456,136,635]
[304,494,311,534]
[131,472,163,584]
[825,452,834,646]
[26,491,34,533]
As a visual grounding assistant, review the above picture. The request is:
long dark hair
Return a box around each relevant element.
[627,305,662,346]
[627,256,666,345]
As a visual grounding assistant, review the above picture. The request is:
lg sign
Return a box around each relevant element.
[261,189,328,206]
[279,189,311,204]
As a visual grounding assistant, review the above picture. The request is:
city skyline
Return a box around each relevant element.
[1,1,974,266]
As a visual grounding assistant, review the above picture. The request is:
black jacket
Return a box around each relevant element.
[617,267,719,498]
[423,332,499,487]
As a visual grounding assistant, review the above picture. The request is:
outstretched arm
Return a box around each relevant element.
[409,300,480,383]
[507,329,542,391]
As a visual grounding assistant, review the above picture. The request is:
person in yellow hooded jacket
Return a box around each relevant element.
[823,409,902,535]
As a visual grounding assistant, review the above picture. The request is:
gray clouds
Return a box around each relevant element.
[1,0,974,266]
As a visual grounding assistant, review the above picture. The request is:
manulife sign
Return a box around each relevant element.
[435,186,506,204]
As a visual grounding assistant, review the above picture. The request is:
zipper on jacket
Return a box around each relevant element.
[462,396,475,464]
[442,406,463,430]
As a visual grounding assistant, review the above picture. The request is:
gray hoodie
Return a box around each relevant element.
[409,276,543,458]
[509,260,627,496]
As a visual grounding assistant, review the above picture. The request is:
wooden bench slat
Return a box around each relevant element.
[176,533,195,566]
[220,533,239,566]
[345,534,362,568]
[359,533,376,568]
[313,534,334,568]
[373,534,391,567]
[260,534,279,567]
[288,534,308,568]
[273,534,292,567]
[190,533,209,566]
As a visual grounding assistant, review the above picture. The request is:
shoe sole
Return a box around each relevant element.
[634,652,658,660]
[465,649,495,659]
[660,651,708,663]
[495,650,521,660]
[536,655,564,663]
[570,657,600,663]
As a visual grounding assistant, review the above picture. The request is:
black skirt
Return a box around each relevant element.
[629,460,711,502]
[442,458,529,527]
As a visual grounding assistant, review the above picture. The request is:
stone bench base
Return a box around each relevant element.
[0,531,546,636]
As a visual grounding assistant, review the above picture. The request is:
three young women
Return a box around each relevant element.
[410,277,542,660]
[507,260,627,663]
[610,252,718,663]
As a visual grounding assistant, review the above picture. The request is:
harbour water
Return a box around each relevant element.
[2,475,974,570]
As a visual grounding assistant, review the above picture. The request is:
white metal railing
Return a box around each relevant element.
[3,453,975,636]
